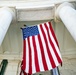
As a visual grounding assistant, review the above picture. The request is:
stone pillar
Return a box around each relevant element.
[56,2,76,41]
[0,7,15,45]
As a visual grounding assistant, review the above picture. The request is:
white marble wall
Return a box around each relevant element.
[0,20,76,58]
[0,1,76,75]
[0,20,76,59]
[0,20,76,75]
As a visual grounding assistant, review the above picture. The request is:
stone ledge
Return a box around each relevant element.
[0,0,75,21]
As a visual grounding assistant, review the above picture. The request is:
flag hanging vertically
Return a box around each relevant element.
[21,22,62,75]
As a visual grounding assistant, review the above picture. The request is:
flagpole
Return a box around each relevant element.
[51,67,60,75]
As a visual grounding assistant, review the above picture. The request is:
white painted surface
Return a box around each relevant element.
[0,20,76,75]
[0,7,14,45]
[0,57,76,75]
[0,0,76,75]
[0,0,75,21]
[0,20,76,58]
[56,2,76,41]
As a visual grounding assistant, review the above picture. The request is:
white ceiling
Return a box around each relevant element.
[0,0,75,21]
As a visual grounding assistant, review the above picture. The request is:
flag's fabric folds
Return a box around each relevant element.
[20,22,62,75]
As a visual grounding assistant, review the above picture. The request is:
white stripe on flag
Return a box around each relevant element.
[42,23,59,67]
[30,36,36,73]
[47,22,62,60]
[21,22,62,74]
[38,24,52,70]
[25,38,29,73]
[35,35,44,71]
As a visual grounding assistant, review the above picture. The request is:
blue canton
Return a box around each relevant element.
[22,26,39,39]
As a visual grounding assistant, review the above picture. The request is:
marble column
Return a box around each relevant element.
[56,2,76,41]
[0,7,14,45]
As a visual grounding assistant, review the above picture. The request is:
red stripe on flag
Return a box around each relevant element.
[28,73,32,75]
[38,34,48,71]
[20,70,27,75]
[48,22,60,48]
[28,37,32,74]
[32,36,40,72]
[21,22,62,75]
[23,71,27,75]
[40,24,56,68]
[23,40,26,70]
[45,23,62,64]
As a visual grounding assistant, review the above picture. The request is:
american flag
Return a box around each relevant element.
[20,22,62,75]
